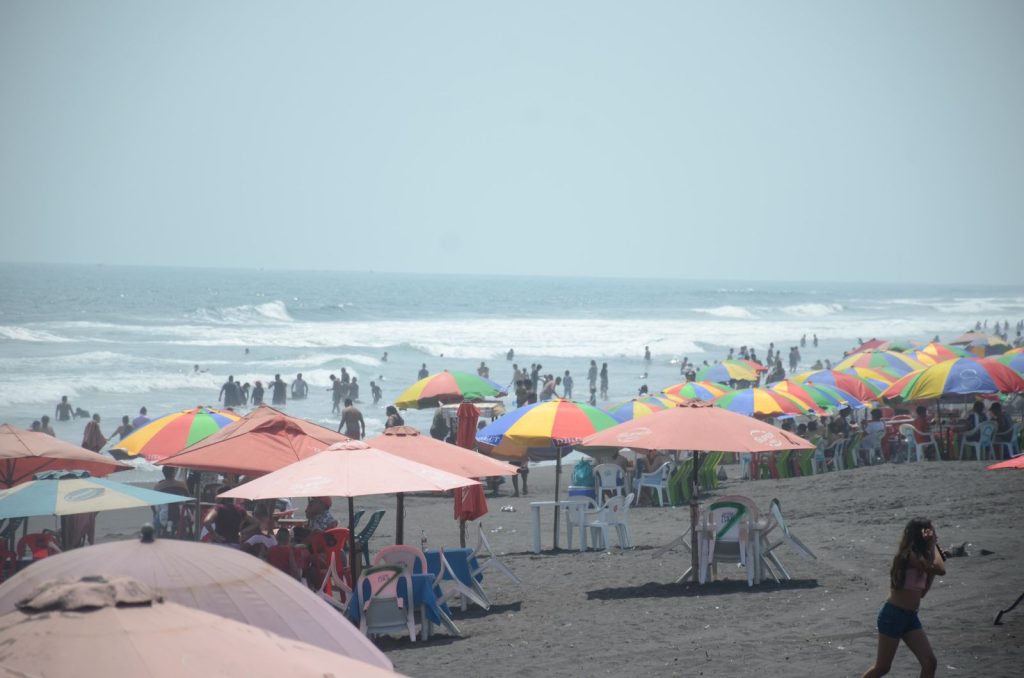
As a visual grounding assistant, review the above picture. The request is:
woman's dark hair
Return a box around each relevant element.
[385,405,398,417]
[890,517,933,588]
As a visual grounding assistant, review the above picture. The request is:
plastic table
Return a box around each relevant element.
[529,499,591,554]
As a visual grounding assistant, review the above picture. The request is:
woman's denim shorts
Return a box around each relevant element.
[877,602,922,639]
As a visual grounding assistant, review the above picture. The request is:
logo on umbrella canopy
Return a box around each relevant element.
[616,427,653,444]
[288,476,334,493]
[749,429,784,448]
[957,368,983,391]
[64,488,106,502]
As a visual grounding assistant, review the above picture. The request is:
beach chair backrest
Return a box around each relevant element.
[898,424,915,444]
[979,420,996,445]
[769,499,816,560]
[707,497,757,542]
[356,510,385,542]
[374,544,427,575]
[594,463,624,495]
[361,564,406,599]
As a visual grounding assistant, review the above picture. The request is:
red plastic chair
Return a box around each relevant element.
[309,527,352,591]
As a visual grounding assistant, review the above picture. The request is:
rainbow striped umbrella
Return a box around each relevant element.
[950,332,1010,357]
[768,380,864,411]
[608,396,678,423]
[881,358,1024,402]
[476,399,619,449]
[395,370,507,410]
[662,380,733,402]
[908,342,971,365]
[713,388,810,417]
[696,360,760,384]
[996,353,1024,375]
[794,370,885,402]
[835,350,926,377]
[111,407,241,462]
[1005,347,1024,356]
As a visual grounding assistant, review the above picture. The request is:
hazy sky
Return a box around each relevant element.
[1,2,1022,284]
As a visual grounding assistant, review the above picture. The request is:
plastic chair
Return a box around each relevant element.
[601,493,634,549]
[374,544,428,576]
[310,527,352,599]
[17,533,59,560]
[860,430,884,466]
[993,423,1022,460]
[811,439,826,474]
[702,496,761,586]
[565,497,601,550]
[357,564,417,642]
[471,522,521,585]
[355,510,385,566]
[759,499,816,582]
[824,439,846,472]
[960,421,996,460]
[432,546,489,613]
[634,461,673,506]
[593,463,625,503]
[899,424,938,463]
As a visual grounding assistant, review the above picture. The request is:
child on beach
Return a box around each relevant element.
[862,517,945,678]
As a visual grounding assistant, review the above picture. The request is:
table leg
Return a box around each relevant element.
[577,505,586,552]
[421,605,430,641]
[531,506,541,554]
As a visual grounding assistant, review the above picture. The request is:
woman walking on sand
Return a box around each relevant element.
[862,517,946,678]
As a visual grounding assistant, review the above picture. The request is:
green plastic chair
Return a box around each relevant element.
[355,509,386,567]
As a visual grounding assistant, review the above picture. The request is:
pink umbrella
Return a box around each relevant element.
[220,440,480,579]
[157,404,350,476]
[0,576,403,677]
[0,530,392,670]
[0,423,130,488]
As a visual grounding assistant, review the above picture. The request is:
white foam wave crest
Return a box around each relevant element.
[0,326,76,343]
[692,305,756,319]
[190,300,294,324]
[0,371,223,408]
[930,298,1022,314]
[779,303,844,317]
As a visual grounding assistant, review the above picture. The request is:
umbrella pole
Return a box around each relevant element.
[348,497,359,583]
[553,448,562,550]
[396,492,405,545]
[689,451,704,583]
[459,518,467,548]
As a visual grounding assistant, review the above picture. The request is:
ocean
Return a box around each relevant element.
[2,263,1022,479]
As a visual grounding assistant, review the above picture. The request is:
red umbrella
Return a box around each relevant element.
[0,424,130,488]
[157,405,350,476]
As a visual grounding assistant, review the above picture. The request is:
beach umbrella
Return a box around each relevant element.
[0,531,391,670]
[909,342,972,366]
[950,332,1010,357]
[109,406,241,461]
[987,456,1024,470]
[0,475,190,520]
[367,425,519,545]
[695,360,761,384]
[713,388,810,416]
[156,405,350,476]
[0,424,129,488]
[794,369,885,402]
[395,370,507,410]
[0,576,401,677]
[994,352,1024,376]
[220,440,479,580]
[581,401,814,582]
[476,399,619,545]
[662,380,732,402]
[834,350,926,377]
[1005,347,1024,356]
[608,396,679,422]
[881,358,1024,402]
[768,380,864,411]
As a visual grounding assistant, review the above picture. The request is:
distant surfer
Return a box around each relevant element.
[291,373,308,400]
[55,395,75,422]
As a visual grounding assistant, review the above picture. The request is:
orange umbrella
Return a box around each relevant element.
[220,440,480,577]
[157,405,350,476]
[987,456,1024,470]
[0,576,403,677]
[0,532,391,670]
[0,423,130,488]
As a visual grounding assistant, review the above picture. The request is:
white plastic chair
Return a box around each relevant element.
[702,497,760,587]
[899,424,938,462]
[602,493,634,549]
[759,499,816,583]
[432,546,488,616]
[960,420,996,460]
[824,439,846,471]
[993,423,1022,460]
[564,497,602,550]
[593,463,625,503]
[471,523,521,585]
[357,565,416,642]
[634,461,673,506]
[373,544,428,575]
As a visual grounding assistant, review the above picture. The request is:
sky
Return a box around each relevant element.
[1,2,1022,284]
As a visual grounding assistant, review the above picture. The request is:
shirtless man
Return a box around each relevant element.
[55,396,75,422]
[338,399,365,439]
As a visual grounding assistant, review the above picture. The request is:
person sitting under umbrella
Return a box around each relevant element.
[202,490,253,546]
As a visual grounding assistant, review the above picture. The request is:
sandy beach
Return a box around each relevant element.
[38,458,1021,678]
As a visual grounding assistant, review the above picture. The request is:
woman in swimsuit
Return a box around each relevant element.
[862,517,946,678]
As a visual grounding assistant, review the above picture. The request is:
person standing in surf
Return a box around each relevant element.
[862,518,945,678]
[55,396,76,422]
[599,363,609,400]
[270,374,287,406]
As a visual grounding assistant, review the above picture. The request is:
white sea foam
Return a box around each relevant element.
[0,326,76,343]
[0,371,224,408]
[692,305,756,319]
[190,300,294,324]
[779,303,844,317]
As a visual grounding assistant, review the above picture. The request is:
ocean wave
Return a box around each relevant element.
[930,298,1022,314]
[692,305,755,319]
[779,303,844,317]
[189,300,294,325]
[0,326,76,343]
[0,371,224,408]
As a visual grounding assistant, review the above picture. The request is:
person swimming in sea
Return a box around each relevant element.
[55,396,75,422]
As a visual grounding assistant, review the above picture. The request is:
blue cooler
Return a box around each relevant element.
[568,485,596,501]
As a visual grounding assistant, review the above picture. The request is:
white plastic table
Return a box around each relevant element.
[529,499,591,554]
